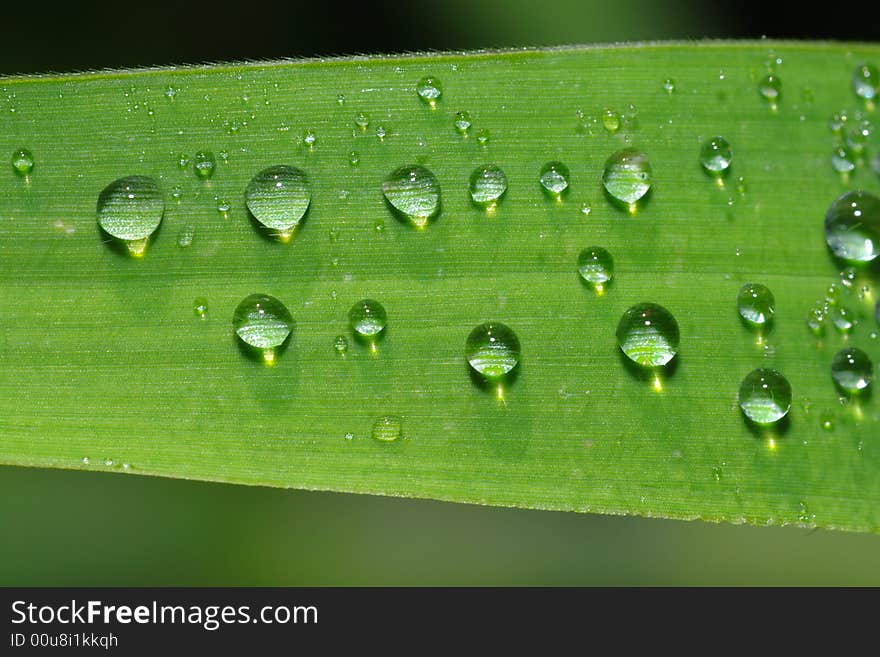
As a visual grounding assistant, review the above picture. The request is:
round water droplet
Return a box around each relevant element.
[602,149,652,206]
[737,283,775,326]
[193,151,216,179]
[382,165,440,227]
[193,297,208,320]
[96,175,164,245]
[700,136,733,174]
[662,78,676,94]
[416,76,442,106]
[475,129,490,146]
[807,307,826,336]
[616,303,679,367]
[602,108,620,132]
[821,415,834,431]
[824,190,880,262]
[829,111,848,133]
[539,161,570,198]
[845,119,872,153]
[831,347,873,393]
[302,129,317,148]
[349,151,360,166]
[245,165,311,233]
[465,322,521,381]
[454,111,472,134]
[334,335,349,354]
[758,74,782,105]
[11,147,34,175]
[831,305,855,334]
[233,294,294,355]
[852,63,879,101]
[354,112,370,130]
[577,247,614,288]
[372,415,402,442]
[738,368,791,425]
[348,299,387,338]
[831,145,857,174]
[375,125,387,141]
[469,164,508,208]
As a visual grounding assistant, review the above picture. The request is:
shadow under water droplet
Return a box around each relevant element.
[383,197,441,229]
[233,330,294,365]
[97,221,164,259]
[616,348,679,383]
[247,208,309,244]
[742,412,792,439]
[603,186,653,215]
[466,359,521,393]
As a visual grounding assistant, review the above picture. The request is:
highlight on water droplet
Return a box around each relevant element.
[852,63,879,102]
[348,298,387,340]
[539,161,570,199]
[245,165,311,240]
[381,164,440,228]
[454,111,472,134]
[193,151,216,179]
[616,302,679,367]
[737,283,775,327]
[577,246,614,292]
[416,76,442,107]
[96,175,164,256]
[738,368,792,425]
[11,147,34,175]
[758,74,782,108]
[193,297,208,320]
[232,293,294,364]
[824,190,880,262]
[372,415,402,442]
[602,148,652,211]
[465,322,521,383]
[469,164,508,210]
[831,346,873,393]
[700,136,733,177]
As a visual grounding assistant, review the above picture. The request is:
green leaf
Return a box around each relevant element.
[1,41,879,533]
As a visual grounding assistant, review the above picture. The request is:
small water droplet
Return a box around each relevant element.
[193,297,208,320]
[712,466,722,482]
[577,246,614,289]
[737,283,775,327]
[465,322,521,382]
[738,368,791,425]
[831,305,855,334]
[831,145,857,174]
[104,458,113,467]
[354,111,370,130]
[11,147,34,175]
[416,76,442,107]
[616,303,679,367]
[348,299,387,338]
[193,151,216,179]
[852,63,879,101]
[371,415,402,442]
[831,347,873,393]
[469,164,508,209]
[601,108,620,133]
[735,176,747,194]
[302,129,317,149]
[475,128,490,146]
[347,150,360,167]
[829,110,848,134]
[245,165,311,236]
[337,93,345,105]
[177,224,194,248]
[454,110,472,134]
[96,175,164,255]
[82,456,90,465]
[602,148,652,208]
[821,415,834,431]
[758,74,782,107]
[700,136,733,175]
[807,306,826,336]
[539,161,570,198]
[334,335,349,354]
[662,78,676,94]
[344,432,354,440]
[232,293,294,362]
[382,164,440,228]
[375,125,387,141]
[824,190,880,262]
[580,203,592,216]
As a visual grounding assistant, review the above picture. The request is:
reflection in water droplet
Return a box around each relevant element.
[11,147,34,175]
[616,303,679,367]
[824,190,880,262]
[372,415,402,442]
[737,283,775,326]
[348,299,387,338]
[602,149,652,208]
[245,165,311,236]
[382,165,440,228]
[831,347,873,393]
[738,368,791,425]
[539,161,570,198]
[469,164,508,209]
[96,175,164,255]
[233,293,294,361]
[466,322,521,382]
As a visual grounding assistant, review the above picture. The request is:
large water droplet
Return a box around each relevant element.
[465,322,521,381]
[233,293,294,362]
[700,136,733,175]
[577,247,614,289]
[348,299,387,338]
[824,190,880,262]
[96,175,164,254]
[616,303,679,367]
[738,368,791,425]
[852,63,879,101]
[831,347,873,393]
[382,165,440,227]
[539,161,570,198]
[469,164,508,209]
[11,147,34,175]
[416,76,442,107]
[193,150,216,179]
[602,149,652,208]
[737,283,775,326]
[372,415,402,442]
[245,165,311,236]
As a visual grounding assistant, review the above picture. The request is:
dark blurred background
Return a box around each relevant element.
[2,1,880,585]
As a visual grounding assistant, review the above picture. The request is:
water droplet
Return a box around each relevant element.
[475,128,490,146]
[712,466,722,482]
[821,415,834,431]
[601,108,620,133]
[349,151,360,166]
[177,224,194,248]
[831,347,873,393]
[616,303,679,367]
[96,175,164,254]
[337,93,345,105]
[845,120,872,153]
[348,299,387,338]
[302,129,317,149]
[354,111,370,130]
[11,147,34,175]
[539,161,570,198]
[371,415,402,442]
[245,165,311,236]
[829,110,848,134]
[602,149,652,208]
[577,247,614,289]
[831,145,857,174]
[852,63,879,101]
[737,283,775,326]
[416,76,442,107]
[807,307,826,336]
[758,74,782,107]
[469,164,508,209]
[824,190,880,262]
[735,176,747,195]
[216,199,231,214]
[193,297,208,320]
[334,335,349,354]
[82,456,90,465]
[831,305,855,334]
[580,203,592,216]
[700,136,733,175]
[344,432,354,440]
[738,368,792,425]
[375,125,387,141]
[104,458,113,467]
[454,111,472,134]
[382,164,440,228]
[193,151,216,179]
[465,322,521,382]
[662,78,676,94]
[232,294,294,361]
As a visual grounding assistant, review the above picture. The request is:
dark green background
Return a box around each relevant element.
[2,0,879,585]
